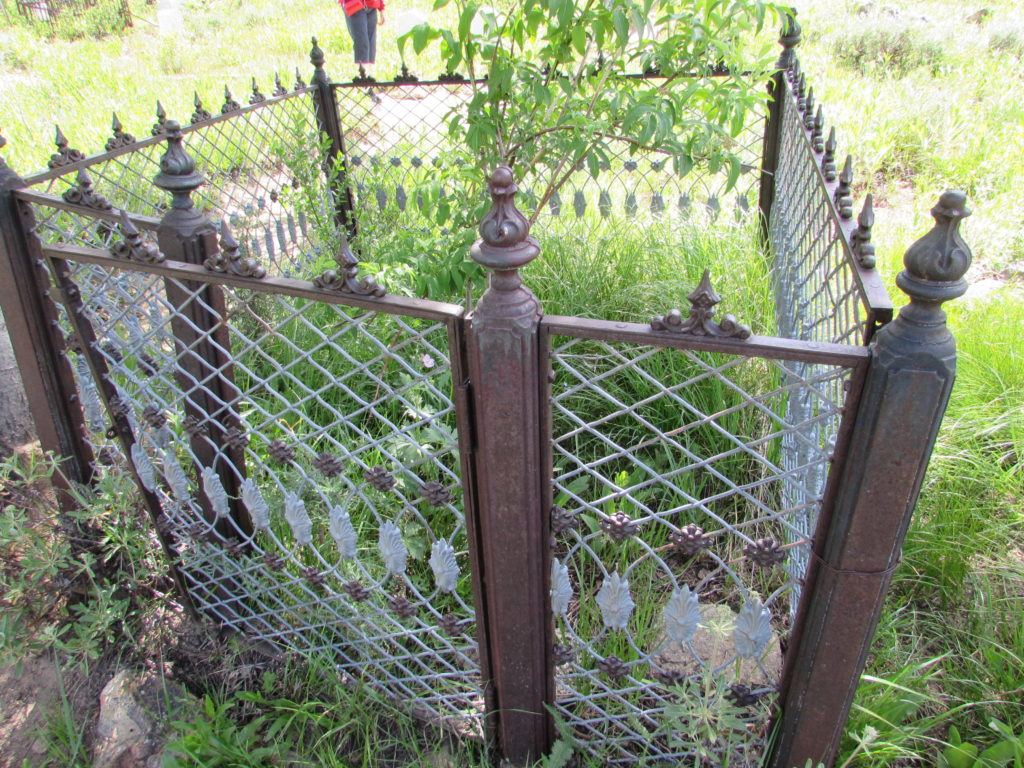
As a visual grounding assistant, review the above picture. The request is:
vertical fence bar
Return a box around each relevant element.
[769,191,973,768]
[464,167,553,765]
[153,121,252,541]
[0,140,94,498]
[758,8,800,246]
[309,38,357,238]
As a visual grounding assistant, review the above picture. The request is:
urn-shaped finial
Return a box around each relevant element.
[154,121,205,198]
[470,166,540,271]
[897,190,971,304]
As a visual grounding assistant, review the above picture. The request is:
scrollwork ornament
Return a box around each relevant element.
[48,125,84,169]
[651,269,751,339]
[204,220,266,278]
[111,209,164,264]
[62,169,112,211]
[313,241,385,296]
[105,113,136,151]
[221,86,241,114]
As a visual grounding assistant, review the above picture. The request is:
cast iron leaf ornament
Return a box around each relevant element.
[302,566,325,587]
[726,683,760,708]
[201,466,231,519]
[105,113,136,151]
[267,439,295,463]
[273,72,287,97]
[651,270,751,339]
[204,220,266,278]
[131,443,157,493]
[344,581,370,601]
[191,92,212,124]
[223,426,249,450]
[329,505,358,560]
[550,558,573,616]
[670,523,710,556]
[111,209,164,264]
[249,77,266,104]
[313,240,385,296]
[142,404,166,429]
[663,586,701,646]
[390,594,416,619]
[600,510,639,541]
[364,465,395,492]
[379,521,408,577]
[262,552,285,571]
[420,481,451,507]
[221,86,241,114]
[284,492,314,546]
[551,505,579,533]
[439,614,465,636]
[182,414,204,437]
[552,643,575,666]
[241,478,271,530]
[313,451,344,478]
[48,125,84,169]
[743,537,786,568]
[429,539,460,592]
[733,598,773,660]
[62,170,112,211]
[597,655,629,680]
[596,571,634,631]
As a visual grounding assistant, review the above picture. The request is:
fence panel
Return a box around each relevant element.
[540,314,868,765]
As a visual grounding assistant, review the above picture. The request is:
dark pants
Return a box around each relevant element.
[345,8,377,64]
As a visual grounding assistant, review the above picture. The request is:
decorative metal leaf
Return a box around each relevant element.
[595,571,634,631]
[663,586,701,646]
[284,492,313,545]
[201,466,230,519]
[328,505,358,560]
[378,521,407,577]
[551,558,572,616]
[733,598,773,659]
[130,443,156,492]
[429,539,460,592]
[241,477,270,529]
[162,449,190,504]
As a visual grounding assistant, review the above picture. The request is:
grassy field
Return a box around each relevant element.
[1,0,1022,765]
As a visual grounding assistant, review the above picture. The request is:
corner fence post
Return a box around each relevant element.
[309,38,357,239]
[154,122,252,541]
[758,8,800,246]
[769,192,973,768]
[0,134,94,499]
[465,167,553,765]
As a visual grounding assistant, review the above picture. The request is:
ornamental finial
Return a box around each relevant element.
[898,191,971,304]
[651,269,751,339]
[470,166,540,270]
[154,121,204,198]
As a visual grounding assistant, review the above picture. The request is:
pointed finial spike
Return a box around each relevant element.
[48,124,84,168]
[851,194,876,268]
[55,124,67,147]
[859,194,874,228]
[897,191,971,306]
[156,100,165,118]
[840,155,853,184]
[111,112,122,132]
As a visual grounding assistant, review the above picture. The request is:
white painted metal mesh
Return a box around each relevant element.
[54,252,483,733]
[547,333,854,764]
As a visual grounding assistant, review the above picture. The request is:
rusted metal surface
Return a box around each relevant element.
[769,192,971,768]
[309,38,357,237]
[153,122,252,540]
[0,150,94,500]
[465,167,553,764]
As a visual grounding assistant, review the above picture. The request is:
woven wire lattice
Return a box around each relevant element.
[546,332,854,764]
[26,89,333,277]
[52,249,483,731]
[335,79,764,236]
[768,78,866,346]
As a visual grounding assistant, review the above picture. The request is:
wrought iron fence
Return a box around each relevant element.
[0,14,971,768]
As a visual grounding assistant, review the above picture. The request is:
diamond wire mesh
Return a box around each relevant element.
[546,332,854,764]
[27,90,333,278]
[51,249,483,732]
[334,80,765,237]
[768,78,866,347]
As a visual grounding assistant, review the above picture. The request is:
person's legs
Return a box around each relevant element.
[344,9,370,64]
[365,8,377,64]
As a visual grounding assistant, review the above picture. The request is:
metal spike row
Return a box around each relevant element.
[812,105,825,153]
[835,155,854,219]
[273,72,287,97]
[105,112,136,151]
[822,126,837,181]
[152,100,168,136]
[249,77,266,104]
[48,125,85,169]
[796,73,806,111]
[803,88,815,129]
[221,86,241,114]
[851,194,877,268]
[191,92,212,124]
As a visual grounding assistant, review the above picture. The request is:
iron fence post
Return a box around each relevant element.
[0,137,94,498]
[154,121,252,541]
[758,8,800,247]
[309,38,357,239]
[465,167,554,765]
[769,191,973,768]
